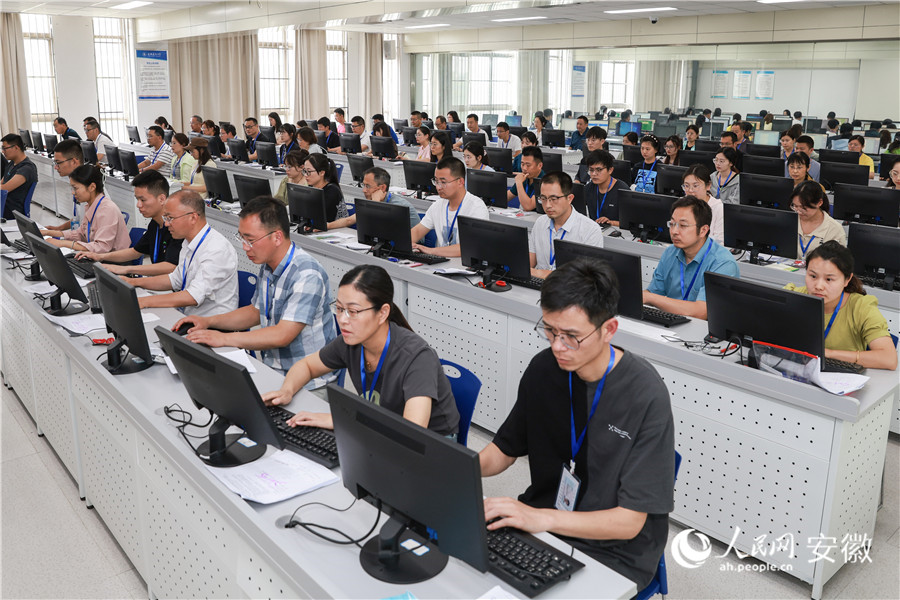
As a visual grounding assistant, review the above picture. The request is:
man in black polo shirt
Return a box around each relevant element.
[317,117,340,151]
[480,258,675,590]
[1,134,38,220]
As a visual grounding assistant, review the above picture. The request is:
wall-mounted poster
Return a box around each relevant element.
[711,70,729,99]
[733,70,752,99]
[137,50,169,100]
[755,70,775,101]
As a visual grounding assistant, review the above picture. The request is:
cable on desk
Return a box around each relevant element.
[285,498,382,548]
[163,402,245,460]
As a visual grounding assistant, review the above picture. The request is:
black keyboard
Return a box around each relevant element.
[823,358,865,374]
[12,239,30,253]
[266,405,339,468]
[642,306,690,327]
[486,526,585,598]
[86,281,102,313]
[859,275,900,291]
[383,249,449,265]
[503,274,545,291]
[66,256,96,279]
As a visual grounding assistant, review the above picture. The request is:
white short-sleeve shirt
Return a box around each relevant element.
[419,192,490,247]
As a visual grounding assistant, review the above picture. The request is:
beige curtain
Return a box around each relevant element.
[1,13,31,135]
[517,51,549,124]
[168,32,259,133]
[294,29,329,121]
[359,33,384,122]
[634,60,684,113]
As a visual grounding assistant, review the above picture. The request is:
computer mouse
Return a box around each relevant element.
[608,229,623,238]
[174,322,192,336]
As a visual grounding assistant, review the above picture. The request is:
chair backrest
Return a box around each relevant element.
[237,270,257,308]
[121,211,129,225]
[334,162,344,183]
[439,359,481,446]
[636,450,682,600]
[128,227,147,265]
[22,182,38,218]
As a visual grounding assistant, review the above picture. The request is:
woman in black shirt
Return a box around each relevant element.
[302,153,348,229]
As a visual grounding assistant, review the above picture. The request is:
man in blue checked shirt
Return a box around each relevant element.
[173,196,338,388]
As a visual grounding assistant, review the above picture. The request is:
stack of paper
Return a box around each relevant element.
[205,449,339,504]
[42,311,160,335]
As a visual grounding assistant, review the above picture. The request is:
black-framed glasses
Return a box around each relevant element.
[534,318,601,351]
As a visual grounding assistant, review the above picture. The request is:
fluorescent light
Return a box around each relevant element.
[405,23,451,29]
[111,1,151,9]
[491,16,548,22]
[604,7,677,14]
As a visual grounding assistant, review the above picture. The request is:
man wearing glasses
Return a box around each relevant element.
[40,139,84,233]
[1,134,38,220]
[329,167,419,230]
[410,156,489,257]
[479,258,675,591]
[528,171,603,280]
[124,189,237,316]
[582,149,628,226]
[137,125,174,173]
[330,115,371,155]
[642,196,739,320]
[84,119,114,163]
[244,117,262,162]
[172,196,337,382]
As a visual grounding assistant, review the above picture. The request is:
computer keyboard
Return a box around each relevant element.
[503,274,545,291]
[822,358,865,374]
[486,525,585,598]
[859,275,899,291]
[66,256,96,279]
[266,405,339,468]
[12,238,30,254]
[85,281,102,314]
[383,249,449,265]
[642,306,690,327]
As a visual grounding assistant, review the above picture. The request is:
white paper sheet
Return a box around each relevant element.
[43,311,160,335]
[810,361,869,395]
[205,449,339,504]
[2,251,32,260]
[165,348,257,375]
[477,585,519,600]
[616,315,678,341]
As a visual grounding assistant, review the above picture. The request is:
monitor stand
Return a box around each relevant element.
[359,516,448,584]
[480,266,511,293]
[747,248,775,266]
[25,261,43,281]
[102,338,153,375]
[198,416,266,467]
[45,289,88,316]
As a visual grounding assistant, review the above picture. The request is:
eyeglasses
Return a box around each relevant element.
[300,168,316,176]
[681,183,705,192]
[537,194,567,204]
[890,170,899,178]
[431,177,461,188]
[162,212,197,224]
[54,157,75,167]
[587,167,610,175]
[790,203,809,212]
[667,220,697,231]
[234,230,276,248]
[712,158,729,165]
[361,182,382,191]
[331,301,377,319]
[665,144,677,150]
[1,146,14,153]
[534,318,601,351]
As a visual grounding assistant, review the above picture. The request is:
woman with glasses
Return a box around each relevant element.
[462,142,494,172]
[711,147,741,204]
[429,130,452,163]
[400,126,432,162]
[273,149,311,205]
[302,153,348,229]
[276,124,299,165]
[263,264,460,437]
[182,137,215,199]
[583,150,628,227]
[680,164,723,245]
[682,125,699,151]
[169,133,197,183]
[793,180,846,260]
[886,167,899,189]
[662,136,681,165]
[787,152,825,193]
[297,127,325,154]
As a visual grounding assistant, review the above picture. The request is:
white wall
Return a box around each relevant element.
[52,16,99,127]
[856,59,900,121]
[134,42,172,131]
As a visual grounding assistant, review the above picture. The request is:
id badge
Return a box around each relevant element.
[554,464,581,511]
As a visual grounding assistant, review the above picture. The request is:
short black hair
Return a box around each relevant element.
[334,108,345,116]
[794,111,802,119]
[351,115,365,127]
[585,126,607,140]
[540,258,620,326]
[671,195,712,232]
[577,115,589,124]
[131,169,169,197]
[148,125,164,138]
[787,152,811,168]
[839,122,854,135]
[364,166,390,188]
[720,131,737,142]
[521,131,538,145]
[521,145,543,163]
[780,129,796,141]
[410,110,421,118]
[496,121,509,132]
[740,122,753,134]
[317,117,331,129]
[827,119,840,130]
[372,113,385,121]
[623,131,639,144]
[466,113,478,122]
[239,196,291,237]
[54,139,83,161]
[244,117,259,125]
[792,180,829,212]
[795,135,815,148]
[1,134,24,151]
[435,156,466,179]
[541,171,572,196]
[54,117,68,126]
[585,149,614,169]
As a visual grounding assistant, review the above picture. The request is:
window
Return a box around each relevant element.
[598,61,634,109]
[547,50,573,120]
[447,52,517,114]
[258,27,295,125]
[326,30,348,114]
[20,14,58,134]
[93,17,136,145]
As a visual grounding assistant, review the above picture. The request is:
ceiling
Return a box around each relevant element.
[1,0,221,18]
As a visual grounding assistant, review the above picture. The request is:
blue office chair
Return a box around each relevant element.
[22,182,37,218]
[237,270,257,308]
[415,213,438,248]
[440,359,481,446]
[128,227,146,265]
[334,162,344,183]
[121,211,129,225]
[332,314,347,387]
[636,451,682,600]
[1,189,7,219]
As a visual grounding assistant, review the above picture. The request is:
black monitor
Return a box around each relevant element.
[339,133,362,154]
[617,191,677,243]
[315,130,327,147]
[803,118,823,133]
[818,149,860,165]
[18,129,33,148]
[255,141,278,169]
[878,153,900,179]
[702,121,726,139]
[126,125,141,143]
[355,198,414,258]
[508,125,527,139]
[347,154,374,185]
[570,182,588,219]
[541,129,565,149]
[555,241,644,321]
[743,143,781,158]
[739,173,794,210]
[119,149,140,179]
[832,184,900,227]
[678,150,716,172]
[462,132,484,148]
[705,272,825,362]
[25,233,89,315]
[654,124,676,139]
[458,216,531,291]
[448,122,465,136]
[723,203,797,264]
[258,125,276,144]
[163,129,174,145]
[655,164,687,196]
[400,127,418,146]
[422,119,434,129]
[30,131,45,153]
[466,169,508,208]
[202,166,233,204]
[693,139,721,153]
[819,162,869,190]
[848,223,900,289]
[402,160,436,198]
[200,134,221,157]
[742,155,785,177]
[287,183,328,233]
[612,159,633,185]
[227,138,250,163]
[370,136,398,160]
[13,210,45,280]
[484,147,513,175]
[392,118,408,132]
[542,152,562,173]
[104,145,123,173]
[80,141,99,165]
[622,145,643,165]
[772,117,792,130]
[328,384,488,583]
[232,174,270,207]
[43,133,58,156]
[93,264,154,374]
[479,125,492,141]
[155,326,284,467]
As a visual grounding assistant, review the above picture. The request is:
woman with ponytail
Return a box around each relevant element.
[263,264,461,435]
[302,153,348,229]
[785,241,896,370]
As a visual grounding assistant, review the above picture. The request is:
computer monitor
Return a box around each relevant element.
[119,149,140,179]
[400,127,418,146]
[879,153,900,179]
[744,143,781,158]
[30,131,45,153]
[43,133,58,156]
[848,223,900,290]
[617,191,677,243]
[346,154,374,185]
[818,149,859,165]
[803,118,823,133]
[701,121,726,139]
[693,140,721,153]
[80,141,99,165]
[91,264,154,374]
[616,121,641,136]
[25,233,89,316]
[655,164,687,196]
[163,129,174,145]
[541,129,565,149]
[654,124,676,139]
[258,125,276,144]
[481,113,499,127]
[402,160,436,198]
[232,174,270,207]
[339,133,362,154]
[354,198,414,258]
[479,125,492,141]
[155,326,284,467]
[483,147,512,175]
[705,272,825,362]
[328,384,488,583]
[458,216,531,291]
[739,173,794,211]
[254,141,278,169]
[678,150,716,172]
[315,130,327,147]
[370,136,398,159]
[104,145,123,173]
[227,139,250,163]
[422,119,434,129]
[448,122,465,136]
[742,155,786,177]
[126,125,141,143]
[200,134,221,157]
[287,183,328,233]
[723,203,798,264]
[13,211,44,281]
[612,160,633,185]
[18,129,33,149]
[772,117,792,130]
[570,182,588,218]
[554,241,644,321]
[505,114,523,128]
[202,166,233,204]
[508,125,527,139]
[752,130,781,147]
[638,120,654,132]
[819,162,869,190]
[621,145,643,165]
[832,184,900,227]
[462,132,484,148]
[392,118,408,132]
[466,169,508,208]
[542,152,562,174]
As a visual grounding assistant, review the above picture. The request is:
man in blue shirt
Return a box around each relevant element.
[372,114,400,144]
[643,196,740,320]
[508,146,545,211]
[53,117,81,140]
[569,115,589,151]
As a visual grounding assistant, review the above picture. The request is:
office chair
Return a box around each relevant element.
[128,227,146,265]
[440,359,481,446]
[333,314,347,387]
[636,450,682,600]
[121,211,129,225]
[22,182,38,218]
[237,271,257,308]
[334,162,344,183]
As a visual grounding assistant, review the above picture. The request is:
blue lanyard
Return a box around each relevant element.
[181,226,211,291]
[824,293,844,340]
[152,143,168,163]
[360,328,391,402]
[640,159,658,187]
[264,243,295,322]
[679,238,714,301]
[716,172,734,198]
[548,226,567,266]
[799,234,816,256]
[171,153,184,178]
[445,200,464,244]
[153,226,161,263]
[249,133,259,152]
[596,179,613,219]
[86,195,105,242]
[568,346,615,465]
